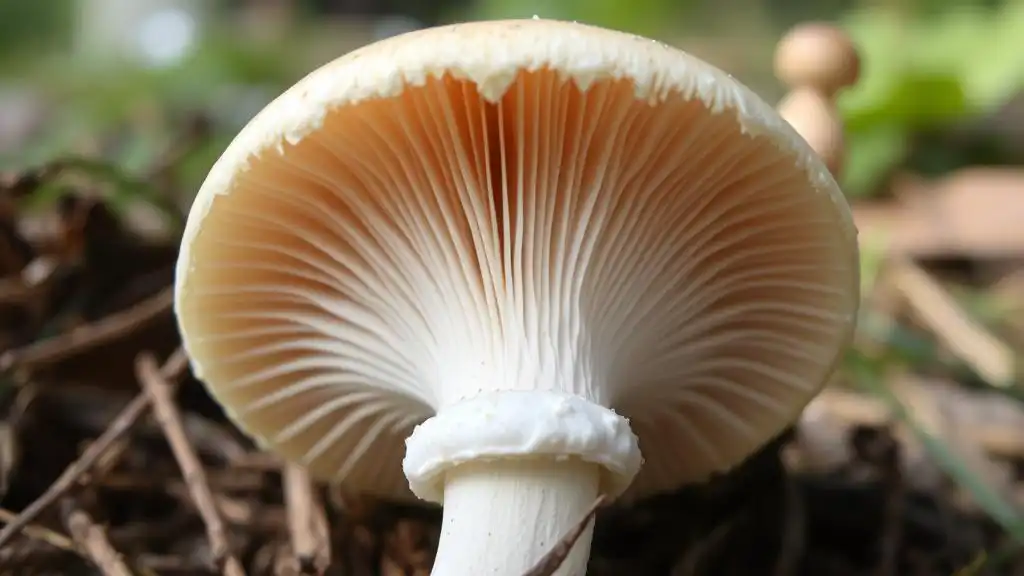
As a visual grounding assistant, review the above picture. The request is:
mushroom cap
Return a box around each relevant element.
[175,18,860,501]
[774,22,861,95]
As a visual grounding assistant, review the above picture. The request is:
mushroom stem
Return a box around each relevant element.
[431,457,600,576]
[405,391,639,575]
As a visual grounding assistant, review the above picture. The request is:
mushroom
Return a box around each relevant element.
[775,22,862,176]
[174,18,860,575]
[774,22,860,99]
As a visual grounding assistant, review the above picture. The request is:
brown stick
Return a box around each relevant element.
[0,347,188,549]
[136,353,245,576]
[62,503,133,576]
[674,518,736,576]
[0,286,173,371]
[284,463,331,574]
[772,475,806,576]
[0,507,76,553]
[889,258,1015,387]
[521,496,605,576]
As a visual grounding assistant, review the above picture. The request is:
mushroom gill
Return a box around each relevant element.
[177,69,857,497]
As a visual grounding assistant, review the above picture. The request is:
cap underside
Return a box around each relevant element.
[175,19,859,501]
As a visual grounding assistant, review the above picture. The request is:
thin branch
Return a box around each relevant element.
[0,348,188,549]
[136,353,245,576]
[0,286,173,372]
[521,496,606,576]
[284,463,331,574]
[890,258,1015,387]
[772,475,805,576]
[0,507,76,552]
[61,501,133,576]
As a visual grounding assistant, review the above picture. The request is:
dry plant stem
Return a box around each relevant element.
[62,503,133,576]
[0,540,69,571]
[283,463,331,574]
[888,258,1014,386]
[92,436,133,479]
[0,508,76,553]
[799,383,1024,470]
[675,519,736,576]
[772,475,805,576]
[0,347,188,549]
[876,437,903,576]
[0,286,173,371]
[521,496,605,576]
[136,353,245,576]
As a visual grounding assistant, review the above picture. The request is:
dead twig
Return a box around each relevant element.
[136,353,245,576]
[889,258,1015,387]
[61,501,133,576]
[0,507,76,553]
[799,384,1024,465]
[284,463,331,574]
[772,474,806,576]
[674,518,738,576]
[860,430,904,576]
[521,496,606,576]
[0,286,173,372]
[0,347,188,549]
[0,537,75,571]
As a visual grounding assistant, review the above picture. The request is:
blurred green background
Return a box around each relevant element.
[3,0,1024,201]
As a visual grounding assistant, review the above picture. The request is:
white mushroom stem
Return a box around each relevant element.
[404,391,641,576]
[432,458,600,576]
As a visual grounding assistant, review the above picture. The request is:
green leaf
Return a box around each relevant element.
[843,72,970,131]
[841,124,907,197]
[837,8,910,114]
[961,2,1024,108]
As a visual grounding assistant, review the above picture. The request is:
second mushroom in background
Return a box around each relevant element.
[173,18,861,576]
